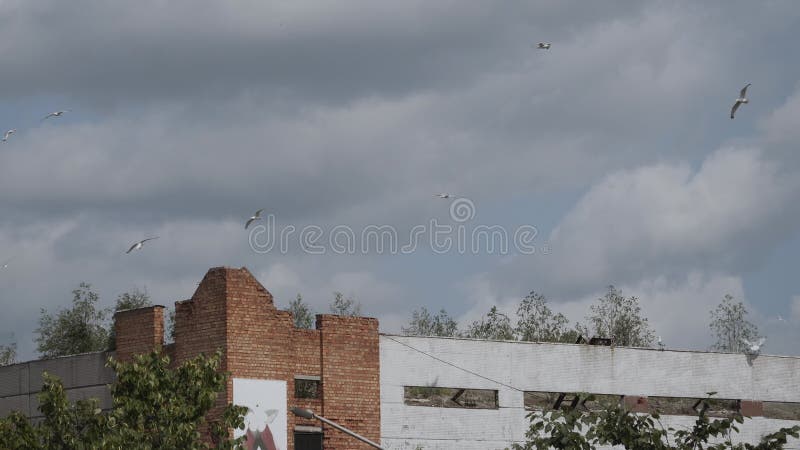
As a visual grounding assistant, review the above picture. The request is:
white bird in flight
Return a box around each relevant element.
[742,337,766,354]
[42,110,70,121]
[435,193,454,199]
[245,209,265,229]
[2,129,15,142]
[537,43,551,50]
[126,237,159,254]
[730,84,750,119]
[1,259,10,270]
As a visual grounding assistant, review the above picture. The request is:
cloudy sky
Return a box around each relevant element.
[1,1,799,360]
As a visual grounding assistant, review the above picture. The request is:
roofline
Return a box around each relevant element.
[379,333,800,360]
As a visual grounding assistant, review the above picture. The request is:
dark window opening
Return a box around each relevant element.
[763,401,800,421]
[649,396,739,418]
[294,431,323,450]
[295,376,321,399]
[404,386,499,409]
[524,391,621,412]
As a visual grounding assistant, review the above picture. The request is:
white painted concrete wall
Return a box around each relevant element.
[380,335,800,450]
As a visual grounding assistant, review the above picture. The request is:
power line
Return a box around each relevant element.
[384,335,524,392]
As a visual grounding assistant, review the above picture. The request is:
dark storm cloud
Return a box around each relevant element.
[1,1,800,360]
[0,1,648,104]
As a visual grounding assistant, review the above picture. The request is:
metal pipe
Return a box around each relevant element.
[291,407,384,449]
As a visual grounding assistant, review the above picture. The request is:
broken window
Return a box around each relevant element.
[404,386,498,409]
[524,391,562,411]
[763,401,800,421]
[649,396,698,416]
[649,396,739,417]
[524,391,621,412]
[702,398,740,417]
[295,375,321,399]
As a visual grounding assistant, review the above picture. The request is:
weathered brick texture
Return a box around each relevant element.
[318,314,381,449]
[113,305,164,362]
[113,266,381,450]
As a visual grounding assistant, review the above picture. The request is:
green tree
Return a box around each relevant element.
[508,393,799,450]
[710,294,761,353]
[288,294,315,328]
[0,342,16,366]
[0,351,247,450]
[35,282,110,358]
[581,286,655,347]
[463,306,515,340]
[330,291,361,316]
[515,292,573,343]
[402,307,459,337]
[114,287,151,311]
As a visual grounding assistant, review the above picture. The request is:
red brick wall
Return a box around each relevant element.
[113,305,164,362]
[318,314,381,449]
[291,328,323,434]
[114,266,382,450]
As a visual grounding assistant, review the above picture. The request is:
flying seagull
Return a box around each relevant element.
[245,209,265,230]
[1,258,10,270]
[42,110,70,121]
[537,43,551,50]
[730,84,751,119]
[435,193,454,199]
[2,129,15,142]
[126,237,159,254]
[742,337,766,354]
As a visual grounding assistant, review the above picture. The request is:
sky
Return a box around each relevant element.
[1,0,799,360]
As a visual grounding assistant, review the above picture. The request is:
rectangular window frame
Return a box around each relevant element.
[403,386,499,410]
[294,375,321,399]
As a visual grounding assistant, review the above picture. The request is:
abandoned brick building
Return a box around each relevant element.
[2,266,799,450]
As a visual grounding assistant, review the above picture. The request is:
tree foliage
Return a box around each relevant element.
[515,292,575,343]
[463,306,515,340]
[36,284,167,356]
[330,291,361,317]
[0,342,16,366]
[402,307,459,337]
[581,286,655,347]
[710,294,761,353]
[509,394,799,450]
[288,294,315,328]
[0,351,247,450]
[35,282,110,358]
[114,287,152,311]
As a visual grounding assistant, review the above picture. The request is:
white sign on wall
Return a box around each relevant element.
[233,378,287,450]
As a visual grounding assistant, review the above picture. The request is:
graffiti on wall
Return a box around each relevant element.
[233,378,288,450]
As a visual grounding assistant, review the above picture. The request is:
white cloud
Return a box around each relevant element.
[541,147,798,293]
[2,1,800,360]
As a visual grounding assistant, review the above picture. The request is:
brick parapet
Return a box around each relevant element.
[113,305,164,362]
[112,266,382,450]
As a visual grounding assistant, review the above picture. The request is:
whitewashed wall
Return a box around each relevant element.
[380,335,800,450]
